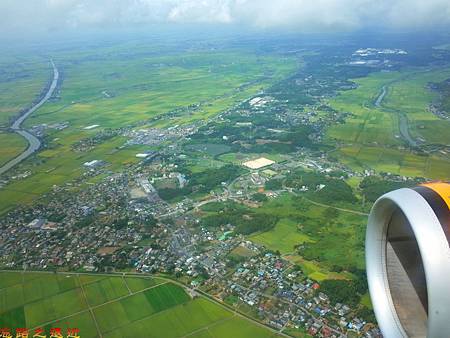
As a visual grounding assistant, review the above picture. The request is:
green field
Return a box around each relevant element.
[327,67,450,179]
[0,56,50,165]
[250,218,313,254]
[335,145,450,179]
[0,43,297,215]
[0,272,281,338]
[0,132,27,166]
[327,70,404,146]
[248,194,366,280]
[382,68,450,146]
[0,56,50,126]
[186,144,232,157]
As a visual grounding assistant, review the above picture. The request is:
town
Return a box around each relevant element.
[2,28,449,337]
[0,78,401,337]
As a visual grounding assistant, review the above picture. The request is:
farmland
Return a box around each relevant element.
[334,145,449,179]
[24,51,295,129]
[327,70,404,146]
[382,67,450,145]
[0,41,297,214]
[250,218,313,255]
[0,271,281,338]
[0,32,449,338]
[251,194,367,280]
[0,56,51,166]
[0,132,27,166]
[327,67,450,179]
[0,56,50,126]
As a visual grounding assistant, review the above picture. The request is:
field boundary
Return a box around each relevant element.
[1,270,289,338]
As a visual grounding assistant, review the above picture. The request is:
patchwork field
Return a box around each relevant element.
[327,67,450,179]
[0,56,50,127]
[335,145,450,179]
[382,67,450,146]
[327,70,404,146]
[0,272,281,338]
[0,43,297,215]
[0,56,50,166]
[250,194,366,281]
[24,49,295,130]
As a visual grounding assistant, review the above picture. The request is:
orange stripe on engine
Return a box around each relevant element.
[421,183,450,210]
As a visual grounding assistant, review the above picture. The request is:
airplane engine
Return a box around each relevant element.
[365,183,450,338]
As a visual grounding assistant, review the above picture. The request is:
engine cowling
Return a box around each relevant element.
[366,183,450,338]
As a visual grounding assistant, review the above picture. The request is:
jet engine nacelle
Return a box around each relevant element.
[366,183,450,338]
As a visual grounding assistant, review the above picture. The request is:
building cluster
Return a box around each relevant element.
[29,121,69,137]
[0,66,387,337]
[123,124,197,147]
[219,252,379,337]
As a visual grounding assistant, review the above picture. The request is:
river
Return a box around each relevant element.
[0,60,59,176]
[374,85,418,148]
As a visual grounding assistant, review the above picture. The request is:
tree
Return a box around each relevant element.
[359,176,417,202]
[323,207,339,220]
[235,214,278,235]
[143,215,157,232]
[252,192,268,202]
[265,179,282,190]
[319,279,359,306]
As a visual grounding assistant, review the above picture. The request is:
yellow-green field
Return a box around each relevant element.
[0,132,27,166]
[0,271,282,338]
[327,67,450,179]
[25,52,296,130]
[0,56,51,166]
[327,71,404,146]
[250,218,313,255]
[383,68,450,145]
[0,56,50,126]
[335,145,449,179]
[251,194,366,281]
[0,46,297,215]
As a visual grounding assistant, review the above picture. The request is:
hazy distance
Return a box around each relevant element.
[2,0,450,41]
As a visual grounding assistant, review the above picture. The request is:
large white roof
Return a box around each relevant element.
[243,157,275,169]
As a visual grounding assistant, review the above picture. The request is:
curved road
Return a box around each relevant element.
[0,60,59,175]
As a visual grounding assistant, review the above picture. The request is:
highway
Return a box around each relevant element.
[0,60,59,176]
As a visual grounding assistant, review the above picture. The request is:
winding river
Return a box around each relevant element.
[0,60,59,176]
[375,85,418,148]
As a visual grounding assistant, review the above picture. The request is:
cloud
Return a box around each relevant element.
[168,0,233,24]
[1,0,450,37]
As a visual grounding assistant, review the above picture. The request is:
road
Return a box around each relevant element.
[300,195,368,216]
[0,60,59,176]
[78,274,103,337]
[1,269,291,338]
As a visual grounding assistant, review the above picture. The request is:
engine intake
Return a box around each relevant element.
[366,183,450,338]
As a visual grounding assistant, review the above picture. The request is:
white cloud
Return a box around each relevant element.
[168,0,233,24]
[1,0,450,36]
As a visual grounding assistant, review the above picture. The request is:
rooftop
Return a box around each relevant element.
[243,157,275,170]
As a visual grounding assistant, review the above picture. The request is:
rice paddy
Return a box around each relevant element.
[327,67,450,179]
[0,271,281,338]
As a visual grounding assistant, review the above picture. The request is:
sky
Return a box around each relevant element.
[1,0,450,38]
